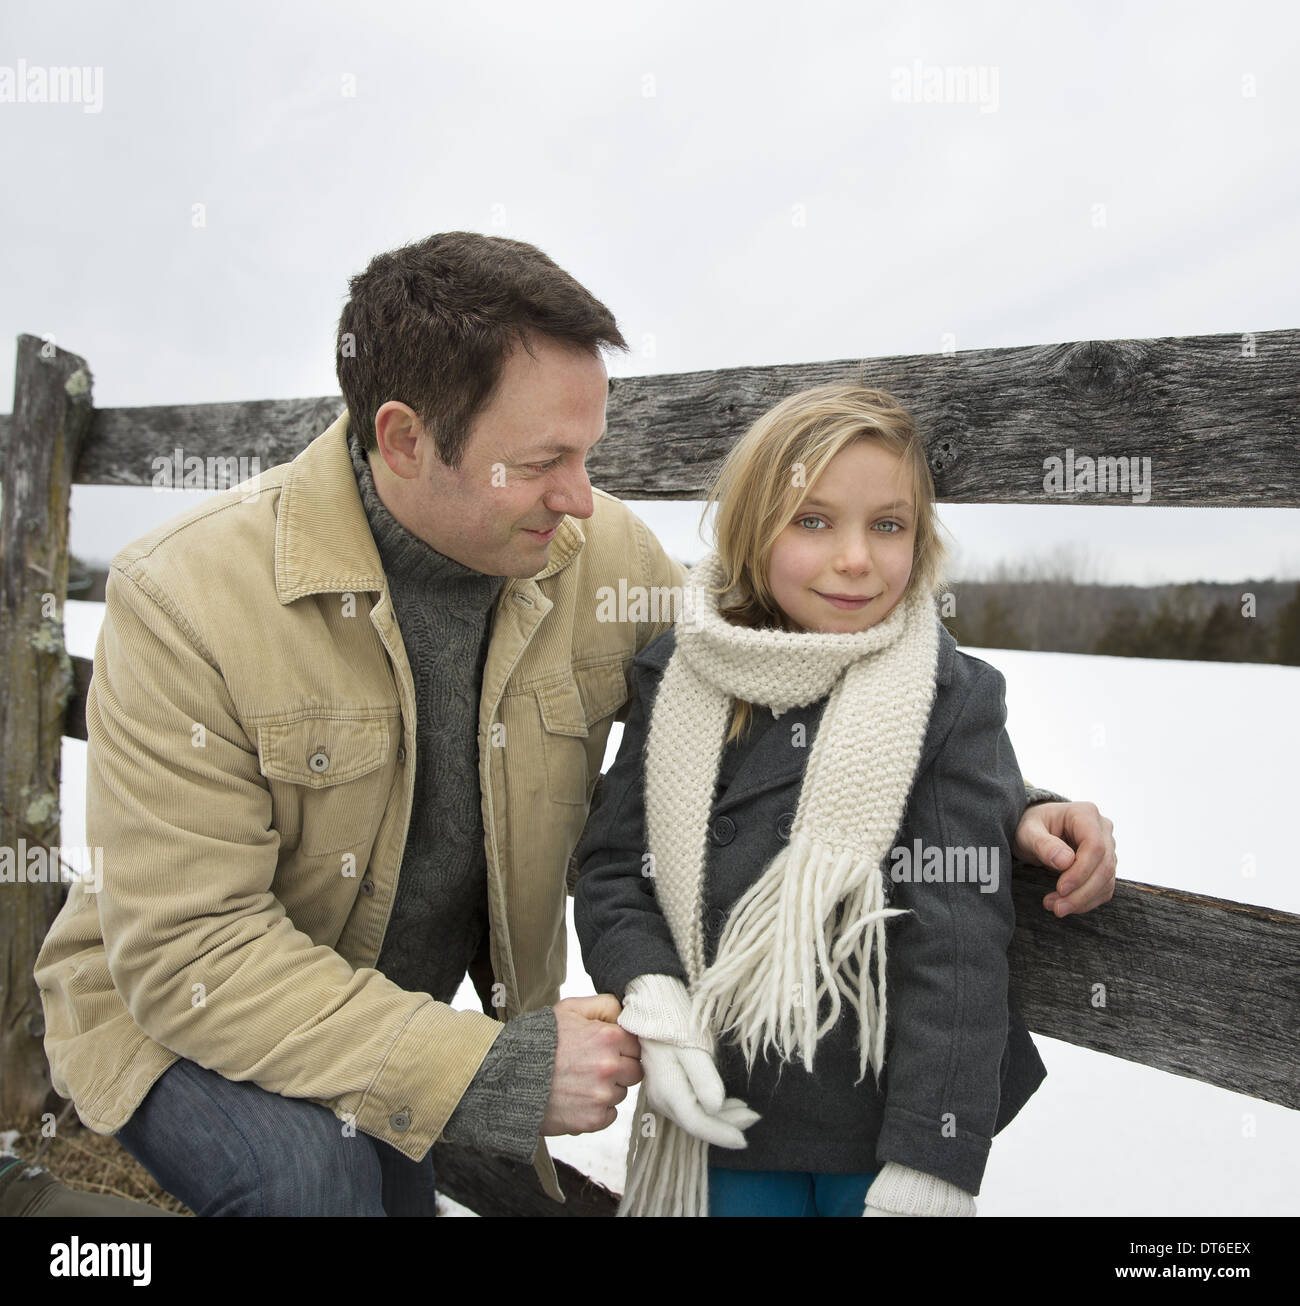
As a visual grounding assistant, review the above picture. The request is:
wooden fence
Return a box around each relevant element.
[1,328,1298,1216]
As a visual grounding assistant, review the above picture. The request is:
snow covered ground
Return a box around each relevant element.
[58,600,1299,1215]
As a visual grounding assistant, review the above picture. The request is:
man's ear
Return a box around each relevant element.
[373,401,425,480]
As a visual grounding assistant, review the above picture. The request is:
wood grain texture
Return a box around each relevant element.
[431,1142,619,1217]
[1010,866,1298,1110]
[0,334,94,1128]
[1,329,1295,504]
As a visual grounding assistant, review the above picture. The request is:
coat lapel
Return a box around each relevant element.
[709,703,818,818]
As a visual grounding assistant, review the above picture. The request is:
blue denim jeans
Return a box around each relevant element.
[113,1057,437,1216]
[708,1167,878,1217]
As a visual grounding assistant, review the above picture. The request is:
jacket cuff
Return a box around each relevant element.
[441,1006,558,1163]
[875,1101,992,1196]
[349,1000,503,1163]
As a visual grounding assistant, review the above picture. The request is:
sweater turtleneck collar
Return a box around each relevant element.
[347,424,506,604]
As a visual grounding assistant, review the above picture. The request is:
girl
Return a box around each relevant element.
[573,384,1047,1217]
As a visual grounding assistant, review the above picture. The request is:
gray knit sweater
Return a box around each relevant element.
[347,429,557,1163]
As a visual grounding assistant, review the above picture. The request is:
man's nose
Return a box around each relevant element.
[546,463,594,520]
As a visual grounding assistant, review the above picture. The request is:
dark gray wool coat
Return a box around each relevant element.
[573,623,1048,1197]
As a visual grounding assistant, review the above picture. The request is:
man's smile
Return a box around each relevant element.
[522,522,561,542]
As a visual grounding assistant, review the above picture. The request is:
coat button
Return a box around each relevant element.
[396,744,406,764]
[390,1110,411,1132]
[705,908,727,938]
[308,751,330,773]
[360,877,375,897]
[710,816,736,846]
[776,812,795,842]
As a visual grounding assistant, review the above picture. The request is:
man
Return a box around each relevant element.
[32,232,1116,1216]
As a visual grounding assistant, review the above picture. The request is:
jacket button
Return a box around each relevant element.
[390,1110,411,1132]
[776,812,795,842]
[308,751,330,773]
[710,816,736,846]
[360,877,375,897]
[705,908,727,938]
[396,744,406,764]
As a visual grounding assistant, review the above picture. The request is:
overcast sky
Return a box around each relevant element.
[2,0,1298,580]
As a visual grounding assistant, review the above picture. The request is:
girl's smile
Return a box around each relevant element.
[815,590,879,610]
[767,440,916,634]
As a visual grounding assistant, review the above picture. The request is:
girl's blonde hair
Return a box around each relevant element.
[697,383,949,743]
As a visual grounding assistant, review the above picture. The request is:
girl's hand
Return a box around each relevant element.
[638,1041,760,1148]
[618,974,761,1148]
[1013,800,1117,916]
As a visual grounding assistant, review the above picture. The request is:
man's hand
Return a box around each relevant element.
[540,994,643,1136]
[1013,801,1117,917]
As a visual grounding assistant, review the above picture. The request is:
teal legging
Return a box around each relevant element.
[708,1167,878,1217]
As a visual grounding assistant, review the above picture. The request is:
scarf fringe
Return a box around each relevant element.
[617,1092,708,1217]
[689,832,911,1084]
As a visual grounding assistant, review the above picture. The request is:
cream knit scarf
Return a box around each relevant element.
[618,549,942,1217]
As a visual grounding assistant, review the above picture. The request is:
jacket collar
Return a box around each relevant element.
[275,410,585,604]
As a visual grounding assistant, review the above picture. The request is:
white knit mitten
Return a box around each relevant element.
[619,974,760,1149]
[863,1162,976,1217]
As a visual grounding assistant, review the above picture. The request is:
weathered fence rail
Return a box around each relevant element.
[2,327,1298,1215]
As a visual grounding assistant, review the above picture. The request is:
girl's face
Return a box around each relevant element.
[766,439,916,634]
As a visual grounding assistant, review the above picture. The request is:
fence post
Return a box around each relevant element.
[0,334,93,1128]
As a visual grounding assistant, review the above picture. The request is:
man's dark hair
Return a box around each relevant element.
[336,231,628,467]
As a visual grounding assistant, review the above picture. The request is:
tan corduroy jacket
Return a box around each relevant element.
[33,411,685,1202]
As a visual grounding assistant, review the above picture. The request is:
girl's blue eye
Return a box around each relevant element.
[875,521,902,534]
[797,516,824,529]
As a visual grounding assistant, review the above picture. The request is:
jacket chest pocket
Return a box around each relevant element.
[535,660,629,806]
[255,713,397,857]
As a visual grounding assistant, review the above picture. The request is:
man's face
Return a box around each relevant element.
[369,333,608,577]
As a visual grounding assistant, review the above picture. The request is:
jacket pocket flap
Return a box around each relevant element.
[535,679,588,738]
[575,659,630,724]
[256,715,391,787]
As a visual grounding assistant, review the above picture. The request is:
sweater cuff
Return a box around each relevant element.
[440,1006,558,1162]
[1023,784,1068,807]
[866,1161,976,1216]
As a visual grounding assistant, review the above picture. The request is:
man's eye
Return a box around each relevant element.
[530,457,562,472]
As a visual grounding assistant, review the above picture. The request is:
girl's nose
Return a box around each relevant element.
[835,532,875,574]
